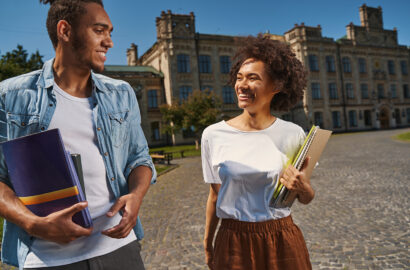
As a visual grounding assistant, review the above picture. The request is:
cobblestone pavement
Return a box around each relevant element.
[1,128,409,270]
[139,128,410,270]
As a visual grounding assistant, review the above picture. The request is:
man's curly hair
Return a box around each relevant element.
[229,34,307,111]
[40,0,104,48]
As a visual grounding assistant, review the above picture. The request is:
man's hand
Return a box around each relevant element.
[102,193,140,238]
[279,156,315,204]
[28,202,93,244]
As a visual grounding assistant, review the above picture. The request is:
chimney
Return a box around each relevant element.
[127,43,138,66]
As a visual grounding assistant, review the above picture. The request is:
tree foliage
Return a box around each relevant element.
[0,45,44,81]
[160,89,221,147]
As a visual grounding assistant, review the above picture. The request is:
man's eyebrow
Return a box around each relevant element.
[93,23,114,32]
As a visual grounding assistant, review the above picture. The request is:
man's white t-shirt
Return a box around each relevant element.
[24,82,136,268]
[201,119,306,222]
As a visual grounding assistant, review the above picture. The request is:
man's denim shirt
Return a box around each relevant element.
[0,59,157,269]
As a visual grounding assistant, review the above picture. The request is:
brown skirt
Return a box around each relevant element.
[213,215,312,270]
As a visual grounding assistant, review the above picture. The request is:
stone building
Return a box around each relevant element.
[125,4,410,145]
[102,64,168,146]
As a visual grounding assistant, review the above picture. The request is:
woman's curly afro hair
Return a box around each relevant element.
[229,34,307,111]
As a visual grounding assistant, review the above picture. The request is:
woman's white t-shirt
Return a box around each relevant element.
[201,118,306,222]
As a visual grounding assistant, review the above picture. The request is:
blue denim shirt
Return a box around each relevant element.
[0,58,157,269]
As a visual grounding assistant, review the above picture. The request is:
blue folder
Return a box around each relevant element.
[1,128,92,228]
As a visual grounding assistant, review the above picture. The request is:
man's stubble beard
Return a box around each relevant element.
[71,31,104,73]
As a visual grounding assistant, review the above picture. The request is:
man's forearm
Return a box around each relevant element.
[0,182,39,233]
[127,165,152,208]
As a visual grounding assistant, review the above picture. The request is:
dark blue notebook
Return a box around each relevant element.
[1,128,92,228]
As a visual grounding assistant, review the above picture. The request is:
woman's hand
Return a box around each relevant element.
[279,156,315,204]
[204,240,214,269]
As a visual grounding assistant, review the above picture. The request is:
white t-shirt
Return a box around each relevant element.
[201,119,306,222]
[24,82,136,268]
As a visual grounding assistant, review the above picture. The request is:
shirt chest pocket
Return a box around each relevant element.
[108,110,129,147]
[7,113,40,139]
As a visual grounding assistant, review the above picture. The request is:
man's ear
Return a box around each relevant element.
[56,20,72,44]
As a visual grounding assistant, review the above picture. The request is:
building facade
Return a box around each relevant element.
[123,4,410,145]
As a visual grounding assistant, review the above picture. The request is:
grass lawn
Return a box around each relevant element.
[395,132,410,142]
[150,144,200,159]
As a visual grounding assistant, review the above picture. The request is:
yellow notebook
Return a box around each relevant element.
[270,125,332,208]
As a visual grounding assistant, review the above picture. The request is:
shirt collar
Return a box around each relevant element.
[36,58,108,93]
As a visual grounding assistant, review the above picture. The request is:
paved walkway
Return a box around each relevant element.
[139,128,410,270]
[1,128,409,269]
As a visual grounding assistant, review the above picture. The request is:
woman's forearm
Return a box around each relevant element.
[204,184,220,248]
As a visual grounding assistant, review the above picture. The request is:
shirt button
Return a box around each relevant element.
[104,152,108,156]
[40,127,45,131]
[49,104,53,107]
[97,127,101,131]
[111,177,115,181]
[21,122,26,126]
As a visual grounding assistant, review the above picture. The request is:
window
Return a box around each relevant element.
[311,83,321,99]
[403,84,410,98]
[199,55,211,73]
[348,110,357,127]
[342,57,351,72]
[222,86,235,104]
[364,110,372,126]
[377,84,385,99]
[388,60,395,75]
[395,108,401,124]
[220,56,231,74]
[390,84,397,98]
[179,86,192,101]
[401,60,408,75]
[407,108,410,123]
[308,55,319,71]
[325,55,335,72]
[332,111,341,128]
[147,90,158,108]
[314,112,323,127]
[361,84,369,99]
[151,122,160,141]
[346,83,354,99]
[177,54,190,73]
[328,83,338,99]
[358,58,367,73]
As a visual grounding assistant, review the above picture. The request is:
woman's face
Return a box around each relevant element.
[234,58,279,113]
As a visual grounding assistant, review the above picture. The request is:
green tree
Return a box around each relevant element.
[0,45,44,81]
[160,89,221,148]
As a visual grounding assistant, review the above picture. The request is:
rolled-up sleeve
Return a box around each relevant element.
[0,87,11,187]
[123,85,157,184]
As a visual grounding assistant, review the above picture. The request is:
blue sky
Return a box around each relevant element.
[1,0,409,65]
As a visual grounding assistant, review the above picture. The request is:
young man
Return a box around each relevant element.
[0,0,156,269]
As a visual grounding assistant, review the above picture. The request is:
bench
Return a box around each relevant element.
[150,152,173,165]
[165,150,185,158]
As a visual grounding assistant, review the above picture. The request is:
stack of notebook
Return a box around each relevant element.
[270,125,332,208]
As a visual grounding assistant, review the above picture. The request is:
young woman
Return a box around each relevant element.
[201,35,313,270]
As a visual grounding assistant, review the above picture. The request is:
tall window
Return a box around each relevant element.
[377,84,385,99]
[404,84,410,98]
[345,83,354,99]
[199,55,211,73]
[311,83,321,99]
[390,84,397,98]
[308,55,319,71]
[201,85,213,92]
[401,60,408,75]
[395,108,401,124]
[358,58,367,73]
[314,112,323,127]
[328,83,338,99]
[361,84,369,99]
[388,60,395,75]
[348,110,357,127]
[222,86,235,104]
[151,122,160,141]
[332,111,341,128]
[220,56,231,74]
[147,90,158,108]
[326,55,336,72]
[342,57,351,72]
[177,54,190,73]
[179,86,192,101]
[364,110,372,126]
[407,108,410,123]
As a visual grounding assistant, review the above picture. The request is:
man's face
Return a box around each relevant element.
[70,2,113,73]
